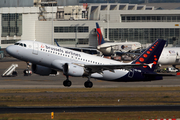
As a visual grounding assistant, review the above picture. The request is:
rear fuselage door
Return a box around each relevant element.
[33,42,39,55]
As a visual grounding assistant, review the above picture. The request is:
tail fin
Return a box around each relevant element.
[132,39,166,71]
[96,22,106,45]
[54,39,60,47]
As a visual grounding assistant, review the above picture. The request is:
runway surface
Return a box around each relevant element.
[0,58,180,89]
[1,58,180,114]
[1,105,180,113]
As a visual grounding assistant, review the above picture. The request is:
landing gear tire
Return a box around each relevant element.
[12,71,18,77]
[63,80,72,87]
[84,81,93,88]
[23,69,32,76]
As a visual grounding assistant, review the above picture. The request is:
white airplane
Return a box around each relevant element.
[159,47,180,67]
[6,38,172,88]
[96,23,141,56]
[129,46,180,68]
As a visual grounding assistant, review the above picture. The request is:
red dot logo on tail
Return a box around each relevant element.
[139,58,144,62]
[143,54,148,58]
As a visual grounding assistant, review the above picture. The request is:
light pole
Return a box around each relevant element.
[52,1,54,45]
[75,24,79,47]
[106,0,109,41]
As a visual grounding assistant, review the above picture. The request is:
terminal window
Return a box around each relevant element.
[1,40,20,44]
[121,15,180,22]
[105,28,180,44]
[54,38,89,45]
[54,26,89,33]
[1,13,22,37]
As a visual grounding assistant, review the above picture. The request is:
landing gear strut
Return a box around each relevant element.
[63,75,72,87]
[84,76,93,88]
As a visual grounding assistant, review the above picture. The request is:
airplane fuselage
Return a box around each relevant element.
[159,47,180,65]
[97,42,141,56]
[6,40,162,82]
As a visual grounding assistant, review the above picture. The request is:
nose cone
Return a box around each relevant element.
[6,45,15,56]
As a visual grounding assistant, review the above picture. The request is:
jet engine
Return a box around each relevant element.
[63,63,85,77]
[32,64,57,76]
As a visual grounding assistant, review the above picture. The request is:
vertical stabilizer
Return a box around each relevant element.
[54,39,60,47]
[132,39,166,71]
[96,22,106,45]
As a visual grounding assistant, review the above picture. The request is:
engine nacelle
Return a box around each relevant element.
[63,63,84,77]
[32,64,57,76]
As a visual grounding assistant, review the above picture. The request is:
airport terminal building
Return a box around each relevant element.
[1,0,180,49]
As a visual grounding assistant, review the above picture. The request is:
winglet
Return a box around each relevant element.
[96,22,106,45]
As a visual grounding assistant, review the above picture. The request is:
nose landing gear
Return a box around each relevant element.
[24,62,32,76]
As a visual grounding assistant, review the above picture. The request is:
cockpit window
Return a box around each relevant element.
[14,43,19,45]
[14,42,27,47]
[20,43,23,46]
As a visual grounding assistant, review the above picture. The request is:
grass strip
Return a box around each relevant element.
[0,111,180,120]
[0,87,180,107]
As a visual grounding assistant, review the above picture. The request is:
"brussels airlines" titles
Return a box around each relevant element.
[45,45,81,57]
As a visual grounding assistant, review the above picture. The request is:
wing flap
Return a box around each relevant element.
[84,64,150,73]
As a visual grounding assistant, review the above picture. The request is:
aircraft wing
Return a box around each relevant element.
[51,59,151,74]
[115,48,146,56]
[115,51,140,56]
[98,44,118,49]
[84,63,151,73]
[66,47,98,54]
[55,39,98,54]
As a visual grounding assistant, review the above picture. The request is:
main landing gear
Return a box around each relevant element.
[84,76,93,88]
[63,75,72,87]
[63,75,93,88]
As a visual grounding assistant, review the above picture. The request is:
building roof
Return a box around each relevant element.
[140,3,180,10]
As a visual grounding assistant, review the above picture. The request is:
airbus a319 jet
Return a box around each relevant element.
[6,35,170,88]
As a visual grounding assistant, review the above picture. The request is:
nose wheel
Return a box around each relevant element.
[24,62,32,76]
